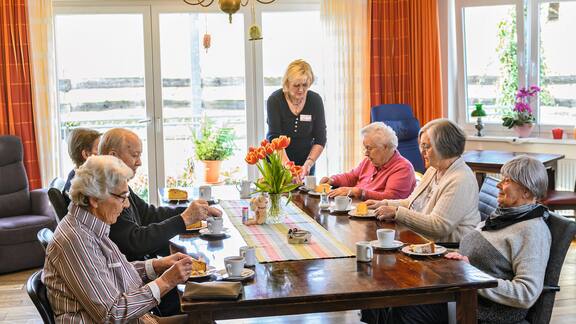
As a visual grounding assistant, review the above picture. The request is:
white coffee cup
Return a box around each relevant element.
[199,185,212,201]
[377,229,395,247]
[334,196,352,211]
[356,241,373,262]
[239,246,256,267]
[305,176,316,191]
[206,216,223,234]
[236,180,252,199]
[224,256,245,277]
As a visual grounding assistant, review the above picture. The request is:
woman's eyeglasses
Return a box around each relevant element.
[110,192,129,204]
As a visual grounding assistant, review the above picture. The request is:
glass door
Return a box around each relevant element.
[54,9,156,202]
[156,12,247,188]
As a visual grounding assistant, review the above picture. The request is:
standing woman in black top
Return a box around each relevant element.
[266,59,327,177]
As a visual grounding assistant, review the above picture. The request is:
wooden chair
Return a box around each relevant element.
[26,270,55,324]
[542,180,576,217]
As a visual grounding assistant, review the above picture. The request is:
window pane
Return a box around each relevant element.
[55,14,150,200]
[159,13,246,187]
[539,2,576,126]
[262,11,326,174]
[463,5,517,123]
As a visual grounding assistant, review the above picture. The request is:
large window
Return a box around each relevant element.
[456,0,576,132]
[54,2,322,204]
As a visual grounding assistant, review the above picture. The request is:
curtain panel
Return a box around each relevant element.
[370,0,442,125]
[0,0,42,189]
[321,0,370,172]
[27,0,59,187]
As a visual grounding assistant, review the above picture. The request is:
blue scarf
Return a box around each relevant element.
[482,203,548,231]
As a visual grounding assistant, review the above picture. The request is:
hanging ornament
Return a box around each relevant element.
[248,2,263,41]
[202,16,211,52]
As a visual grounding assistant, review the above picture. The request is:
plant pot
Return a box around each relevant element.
[202,160,222,183]
[513,124,534,138]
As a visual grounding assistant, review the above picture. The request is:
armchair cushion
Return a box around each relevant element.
[0,135,30,217]
[30,189,56,220]
[0,215,55,245]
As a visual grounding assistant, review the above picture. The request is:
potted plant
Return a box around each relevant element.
[193,118,236,183]
[502,85,540,137]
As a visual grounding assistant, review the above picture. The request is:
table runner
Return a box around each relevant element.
[220,199,354,263]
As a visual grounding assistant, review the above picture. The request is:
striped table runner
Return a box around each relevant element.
[220,199,354,263]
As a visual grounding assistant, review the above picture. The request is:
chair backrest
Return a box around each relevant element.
[0,135,30,218]
[26,270,55,324]
[479,177,499,221]
[525,213,576,324]
[48,177,66,192]
[37,228,54,252]
[48,188,68,221]
[370,104,425,173]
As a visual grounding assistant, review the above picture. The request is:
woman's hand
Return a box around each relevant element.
[152,252,190,274]
[375,205,397,221]
[444,252,470,263]
[319,176,332,185]
[327,187,360,198]
[366,199,386,209]
[301,160,314,179]
[181,200,222,226]
[156,257,194,293]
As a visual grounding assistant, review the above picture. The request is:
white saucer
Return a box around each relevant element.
[401,244,447,256]
[370,240,404,250]
[188,265,216,280]
[329,206,352,214]
[308,190,328,196]
[348,209,377,218]
[199,228,229,238]
[217,268,255,281]
[298,186,311,192]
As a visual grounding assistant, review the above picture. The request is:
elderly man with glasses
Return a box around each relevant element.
[319,122,416,200]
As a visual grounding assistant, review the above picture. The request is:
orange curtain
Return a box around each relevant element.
[370,0,442,125]
[0,0,42,189]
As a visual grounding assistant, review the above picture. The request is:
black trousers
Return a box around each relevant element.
[360,303,448,324]
[156,287,182,317]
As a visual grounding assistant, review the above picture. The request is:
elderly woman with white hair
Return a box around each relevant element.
[362,155,552,324]
[367,119,480,243]
[319,122,416,200]
[43,155,198,323]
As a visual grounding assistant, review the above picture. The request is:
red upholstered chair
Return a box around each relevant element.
[542,180,576,217]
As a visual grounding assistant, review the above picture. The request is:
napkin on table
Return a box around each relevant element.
[183,281,242,300]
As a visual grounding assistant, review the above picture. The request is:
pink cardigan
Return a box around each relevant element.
[331,151,416,200]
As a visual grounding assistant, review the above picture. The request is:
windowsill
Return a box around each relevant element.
[467,135,576,145]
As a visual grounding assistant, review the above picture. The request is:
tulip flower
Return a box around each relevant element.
[245,152,258,165]
[261,139,269,147]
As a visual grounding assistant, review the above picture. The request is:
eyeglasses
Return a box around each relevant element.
[110,192,129,204]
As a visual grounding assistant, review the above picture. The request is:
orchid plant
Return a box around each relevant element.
[502,85,541,128]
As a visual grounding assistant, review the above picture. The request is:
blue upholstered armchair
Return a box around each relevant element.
[370,104,425,173]
[0,136,57,273]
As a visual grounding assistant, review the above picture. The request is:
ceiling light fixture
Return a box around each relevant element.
[183,0,276,23]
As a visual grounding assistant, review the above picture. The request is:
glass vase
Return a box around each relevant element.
[266,193,284,224]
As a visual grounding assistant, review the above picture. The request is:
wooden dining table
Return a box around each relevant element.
[169,188,497,324]
[462,150,565,191]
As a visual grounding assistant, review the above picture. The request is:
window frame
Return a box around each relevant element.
[455,0,576,138]
[53,0,321,204]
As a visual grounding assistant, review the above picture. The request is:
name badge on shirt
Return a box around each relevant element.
[108,262,121,268]
[300,114,312,122]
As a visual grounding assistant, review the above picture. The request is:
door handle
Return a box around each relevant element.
[138,118,152,124]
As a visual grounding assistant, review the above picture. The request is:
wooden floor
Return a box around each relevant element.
[2,242,575,324]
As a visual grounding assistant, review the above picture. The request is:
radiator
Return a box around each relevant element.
[557,159,576,191]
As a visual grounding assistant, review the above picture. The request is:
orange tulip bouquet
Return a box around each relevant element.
[244,136,302,223]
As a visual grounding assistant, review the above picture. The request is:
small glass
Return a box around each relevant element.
[319,192,330,210]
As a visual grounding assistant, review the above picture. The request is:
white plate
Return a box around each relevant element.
[370,240,404,250]
[199,228,229,238]
[298,186,311,192]
[348,209,377,218]
[217,268,255,281]
[308,190,329,196]
[401,245,447,256]
[189,265,216,280]
[185,221,208,232]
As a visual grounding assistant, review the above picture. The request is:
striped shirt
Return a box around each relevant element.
[43,204,160,323]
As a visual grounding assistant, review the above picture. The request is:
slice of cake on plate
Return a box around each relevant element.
[190,257,207,276]
[409,242,436,253]
[356,202,368,216]
[167,188,188,201]
[186,221,203,231]
[315,183,331,193]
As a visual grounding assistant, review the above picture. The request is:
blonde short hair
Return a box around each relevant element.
[282,59,315,92]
